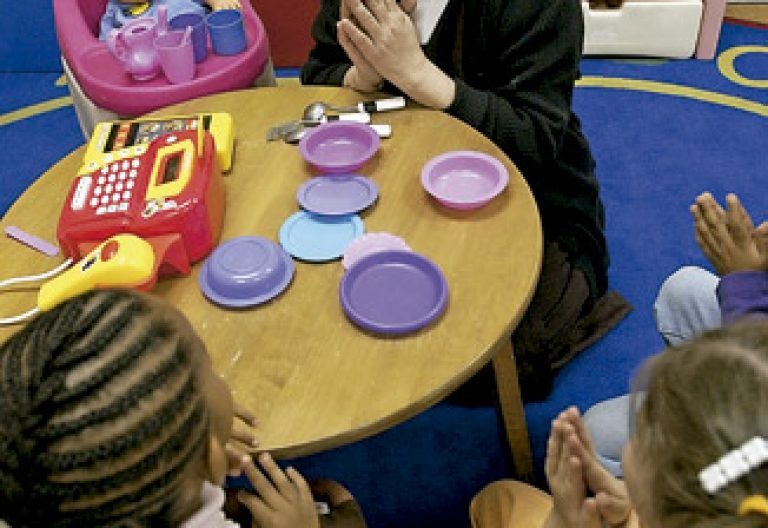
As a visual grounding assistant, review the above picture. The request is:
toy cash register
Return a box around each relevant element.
[58,127,225,278]
[84,113,235,172]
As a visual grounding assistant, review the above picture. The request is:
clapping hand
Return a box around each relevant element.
[691,193,768,275]
[558,407,634,527]
[542,412,602,528]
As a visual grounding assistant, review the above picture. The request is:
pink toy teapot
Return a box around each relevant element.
[107,5,168,81]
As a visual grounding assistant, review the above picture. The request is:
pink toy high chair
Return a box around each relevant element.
[54,0,276,137]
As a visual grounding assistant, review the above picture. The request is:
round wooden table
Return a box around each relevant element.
[0,86,542,476]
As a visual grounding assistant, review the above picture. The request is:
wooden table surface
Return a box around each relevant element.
[0,86,542,469]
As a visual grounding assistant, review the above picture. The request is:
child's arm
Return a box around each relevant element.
[206,0,242,10]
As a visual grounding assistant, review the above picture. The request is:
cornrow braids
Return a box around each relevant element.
[0,289,211,527]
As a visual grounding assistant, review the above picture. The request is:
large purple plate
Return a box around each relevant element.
[297,174,379,215]
[339,250,448,335]
[298,121,380,173]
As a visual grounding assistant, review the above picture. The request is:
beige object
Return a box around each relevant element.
[0,86,542,476]
[581,0,703,58]
[470,480,553,528]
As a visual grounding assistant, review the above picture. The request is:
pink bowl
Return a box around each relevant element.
[298,121,380,173]
[420,151,509,210]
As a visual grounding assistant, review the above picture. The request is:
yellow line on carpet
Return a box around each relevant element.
[717,46,768,88]
[0,96,73,127]
[577,76,768,117]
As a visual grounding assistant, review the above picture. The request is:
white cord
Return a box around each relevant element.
[0,307,40,325]
[0,259,73,289]
[0,258,73,325]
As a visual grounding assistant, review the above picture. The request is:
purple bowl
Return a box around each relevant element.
[421,151,509,210]
[199,236,295,307]
[298,121,380,174]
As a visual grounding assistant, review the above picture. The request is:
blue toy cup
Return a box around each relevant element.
[206,9,247,56]
[169,12,208,63]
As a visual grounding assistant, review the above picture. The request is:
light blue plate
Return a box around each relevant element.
[279,211,365,262]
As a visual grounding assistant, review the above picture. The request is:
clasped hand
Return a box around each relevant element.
[691,192,768,276]
[337,0,455,109]
[543,408,635,528]
[338,0,422,92]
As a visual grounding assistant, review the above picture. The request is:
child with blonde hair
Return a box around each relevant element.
[471,319,768,528]
[0,289,364,527]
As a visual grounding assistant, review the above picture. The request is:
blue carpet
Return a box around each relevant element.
[1,12,767,528]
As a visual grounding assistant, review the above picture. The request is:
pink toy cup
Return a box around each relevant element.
[154,27,195,84]
[169,12,208,63]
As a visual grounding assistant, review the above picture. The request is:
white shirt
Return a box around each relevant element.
[181,482,241,528]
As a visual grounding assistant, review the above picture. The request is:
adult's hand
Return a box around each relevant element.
[338,0,455,108]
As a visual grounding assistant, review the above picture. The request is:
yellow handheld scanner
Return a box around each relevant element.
[38,234,156,312]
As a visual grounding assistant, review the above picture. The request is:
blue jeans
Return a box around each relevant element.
[582,266,721,476]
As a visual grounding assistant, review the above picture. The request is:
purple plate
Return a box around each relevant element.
[297,174,379,216]
[199,236,295,307]
[298,121,380,173]
[339,250,448,335]
[421,151,509,210]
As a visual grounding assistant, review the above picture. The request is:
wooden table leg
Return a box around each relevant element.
[492,338,533,480]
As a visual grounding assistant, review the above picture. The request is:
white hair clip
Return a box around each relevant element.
[699,437,768,494]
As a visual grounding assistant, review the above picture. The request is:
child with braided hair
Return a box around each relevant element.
[471,319,768,528]
[0,289,364,528]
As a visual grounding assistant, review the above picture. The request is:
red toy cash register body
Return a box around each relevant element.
[58,129,225,279]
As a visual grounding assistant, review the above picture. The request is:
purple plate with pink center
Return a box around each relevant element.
[421,150,509,210]
[299,121,380,173]
[339,250,448,335]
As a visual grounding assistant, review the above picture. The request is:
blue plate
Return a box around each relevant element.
[279,211,364,262]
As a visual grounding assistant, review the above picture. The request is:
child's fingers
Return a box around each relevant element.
[241,455,283,509]
[234,403,257,427]
[225,444,247,477]
[257,452,295,498]
[286,467,314,504]
[237,489,273,522]
[596,491,631,525]
[725,193,754,244]
[545,419,561,478]
[231,428,259,449]
[581,497,603,528]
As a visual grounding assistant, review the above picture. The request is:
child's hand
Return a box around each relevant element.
[226,403,259,476]
[543,415,602,528]
[208,0,241,10]
[238,453,320,528]
[691,193,768,275]
[558,407,633,527]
